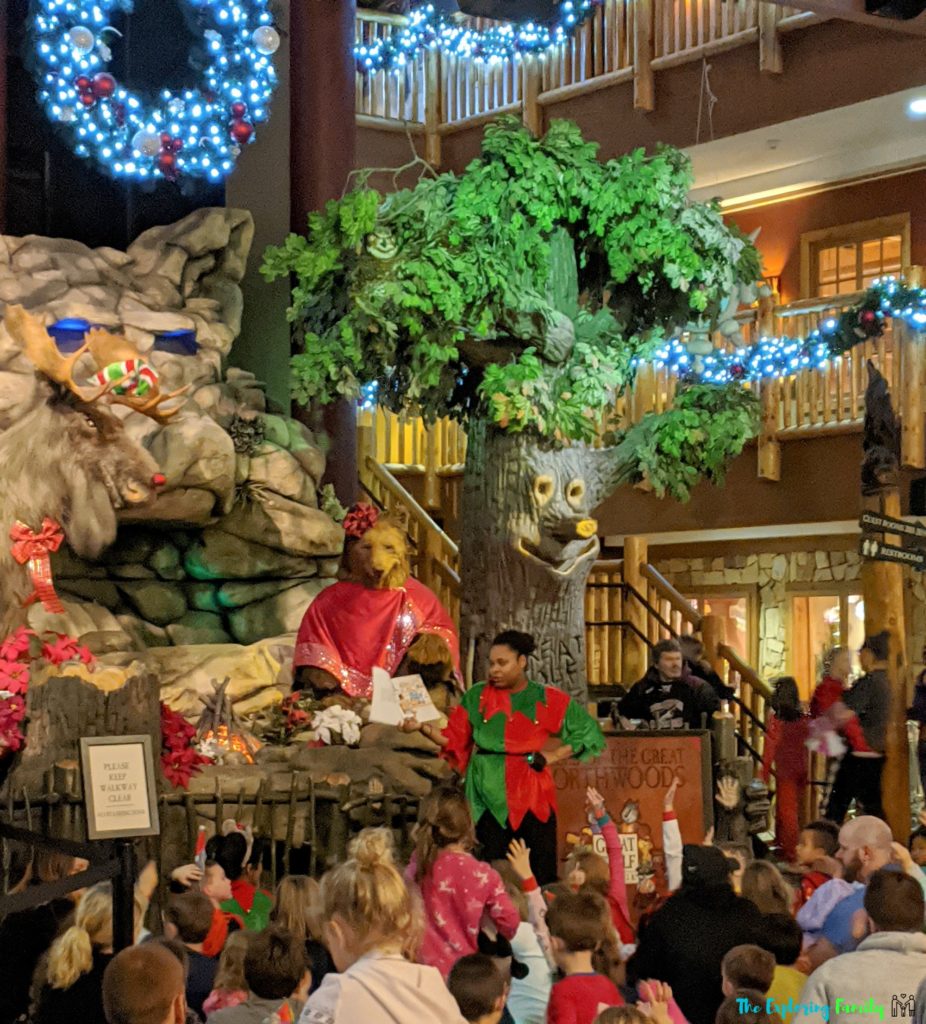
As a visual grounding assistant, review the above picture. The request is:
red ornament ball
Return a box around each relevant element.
[230,102,247,119]
[92,72,116,99]
[74,75,92,92]
[169,137,183,153]
[860,310,878,325]
[157,151,177,173]
[230,119,254,144]
[160,132,173,149]
[79,93,97,108]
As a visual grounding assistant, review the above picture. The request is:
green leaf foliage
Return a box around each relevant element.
[263,117,759,442]
[614,383,760,500]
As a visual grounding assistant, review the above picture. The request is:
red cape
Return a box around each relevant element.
[293,578,461,698]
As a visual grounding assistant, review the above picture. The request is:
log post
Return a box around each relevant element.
[758,4,783,74]
[622,535,649,685]
[861,488,910,839]
[522,56,542,136]
[758,380,782,481]
[633,0,655,112]
[901,266,925,469]
[422,423,441,512]
[424,47,443,168]
[700,613,727,677]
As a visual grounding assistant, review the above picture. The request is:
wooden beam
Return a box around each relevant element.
[861,489,910,840]
[522,56,543,136]
[424,48,443,168]
[758,381,782,481]
[760,0,926,35]
[633,0,655,112]
[758,3,784,73]
[622,536,649,685]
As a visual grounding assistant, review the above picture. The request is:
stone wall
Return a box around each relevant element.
[653,548,866,679]
[0,208,345,656]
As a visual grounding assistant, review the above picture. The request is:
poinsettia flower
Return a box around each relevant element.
[159,702,212,789]
[0,660,29,696]
[0,628,35,662]
[41,634,94,666]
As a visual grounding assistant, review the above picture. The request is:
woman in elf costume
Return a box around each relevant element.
[407,630,605,884]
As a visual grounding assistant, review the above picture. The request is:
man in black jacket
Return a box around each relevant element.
[825,630,892,822]
[618,639,720,730]
[626,845,765,1024]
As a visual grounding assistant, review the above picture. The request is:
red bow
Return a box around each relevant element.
[342,502,380,539]
[9,519,65,614]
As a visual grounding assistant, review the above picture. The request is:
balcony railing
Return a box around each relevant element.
[355,2,824,157]
[357,280,926,493]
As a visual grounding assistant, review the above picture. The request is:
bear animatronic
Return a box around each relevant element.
[292,504,461,700]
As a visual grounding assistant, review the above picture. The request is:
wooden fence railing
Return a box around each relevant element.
[355,3,822,155]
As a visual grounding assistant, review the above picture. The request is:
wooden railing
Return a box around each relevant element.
[355,3,822,154]
[361,456,461,625]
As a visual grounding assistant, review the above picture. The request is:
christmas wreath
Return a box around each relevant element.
[30,0,280,183]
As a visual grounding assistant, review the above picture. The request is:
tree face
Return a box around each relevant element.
[263,117,761,447]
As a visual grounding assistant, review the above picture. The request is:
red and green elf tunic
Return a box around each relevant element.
[441,680,605,830]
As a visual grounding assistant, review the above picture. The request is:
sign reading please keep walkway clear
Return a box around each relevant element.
[80,735,160,840]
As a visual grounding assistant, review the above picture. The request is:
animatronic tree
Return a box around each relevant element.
[264,119,760,700]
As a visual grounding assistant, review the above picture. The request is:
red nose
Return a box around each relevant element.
[152,473,166,487]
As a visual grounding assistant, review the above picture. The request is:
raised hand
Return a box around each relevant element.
[171,863,203,888]
[702,826,715,847]
[638,980,673,1024]
[715,776,740,810]
[506,838,534,881]
[664,778,679,812]
[586,785,607,818]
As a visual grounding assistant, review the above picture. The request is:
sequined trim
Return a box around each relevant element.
[293,642,373,698]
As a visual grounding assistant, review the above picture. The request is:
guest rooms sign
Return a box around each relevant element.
[80,735,160,840]
[552,731,711,899]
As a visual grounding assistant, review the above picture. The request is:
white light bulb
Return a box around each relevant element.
[132,129,160,156]
[909,97,926,118]
[252,25,280,55]
[68,25,95,55]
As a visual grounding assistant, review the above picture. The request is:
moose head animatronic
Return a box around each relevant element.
[0,305,186,625]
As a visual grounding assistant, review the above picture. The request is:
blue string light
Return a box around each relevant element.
[355,1,602,73]
[635,278,926,384]
[31,0,280,183]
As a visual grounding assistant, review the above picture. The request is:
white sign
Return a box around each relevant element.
[81,735,160,840]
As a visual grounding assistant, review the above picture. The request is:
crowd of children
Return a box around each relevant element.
[4,703,926,1024]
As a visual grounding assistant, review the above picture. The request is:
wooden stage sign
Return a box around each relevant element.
[551,731,712,909]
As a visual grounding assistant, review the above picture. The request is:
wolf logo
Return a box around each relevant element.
[892,994,915,1017]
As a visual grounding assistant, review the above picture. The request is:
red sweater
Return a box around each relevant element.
[761,713,809,784]
[547,974,623,1024]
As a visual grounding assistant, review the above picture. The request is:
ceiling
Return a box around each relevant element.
[686,86,926,211]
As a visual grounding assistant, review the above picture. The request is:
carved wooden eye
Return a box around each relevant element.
[533,475,554,506]
[566,479,586,509]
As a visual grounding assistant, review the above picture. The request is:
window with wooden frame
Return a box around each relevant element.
[800,214,911,299]
[788,585,865,700]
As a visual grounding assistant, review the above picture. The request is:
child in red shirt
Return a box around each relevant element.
[563,787,634,947]
[761,676,809,864]
[545,891,623,1024]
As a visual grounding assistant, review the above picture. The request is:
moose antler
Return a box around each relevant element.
[85,327,189,424]
[4,306,188,423]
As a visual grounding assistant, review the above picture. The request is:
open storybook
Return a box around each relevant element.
[369,666,441,726]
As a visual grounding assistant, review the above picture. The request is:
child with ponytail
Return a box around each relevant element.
[405,786,520,978]
[300,827,467,1024]
[31,882,146,1024]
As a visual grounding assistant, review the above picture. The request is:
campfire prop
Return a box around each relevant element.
[196,677,260,764]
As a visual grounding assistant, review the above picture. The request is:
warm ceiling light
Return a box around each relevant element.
[909,97,926,117]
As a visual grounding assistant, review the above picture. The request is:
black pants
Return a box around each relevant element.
[825,754,885,823]
[476,810,559,885]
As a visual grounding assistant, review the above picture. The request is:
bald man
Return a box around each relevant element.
[103,944,186,1024]
[800,816,926,971]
